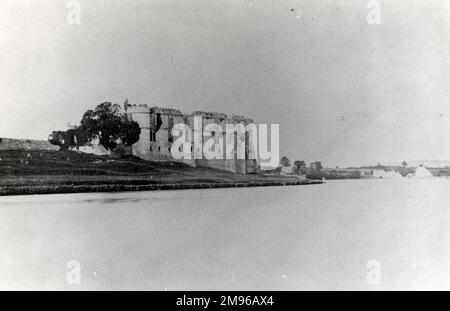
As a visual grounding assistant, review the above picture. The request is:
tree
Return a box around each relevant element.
[73,126,90,147]
[293,160,307,175]
[305,161,323,180]
[78,102,141,151]
[280,156,290,167]
[399,160,409,177]
[49,102,141,152]
[119,115,141,147]
[48,130,73,150]
[310,161,323,172]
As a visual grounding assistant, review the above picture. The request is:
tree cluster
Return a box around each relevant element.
[49,102,141,152]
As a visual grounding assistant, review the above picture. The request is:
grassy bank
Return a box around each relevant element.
[0,150,321,196]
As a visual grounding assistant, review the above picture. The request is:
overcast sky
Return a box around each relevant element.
[1,0,450,167]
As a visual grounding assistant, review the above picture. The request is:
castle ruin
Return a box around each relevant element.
[126,105,258,174]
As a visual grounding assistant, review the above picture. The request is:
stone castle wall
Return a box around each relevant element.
[126,105,258,174]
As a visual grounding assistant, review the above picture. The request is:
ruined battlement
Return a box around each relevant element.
[192,111,227,120]
[127,105,251,122]
[230,114,254,123]
[126,104,151,114]
[149,107,183,115]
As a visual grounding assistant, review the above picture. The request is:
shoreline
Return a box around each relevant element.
[0,150,322,197]
[0,179,322,197]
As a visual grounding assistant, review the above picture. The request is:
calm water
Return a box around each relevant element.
[0,179,449,290]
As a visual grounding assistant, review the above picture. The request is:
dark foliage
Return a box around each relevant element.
[280,156,290,167]
[49,102,141,152]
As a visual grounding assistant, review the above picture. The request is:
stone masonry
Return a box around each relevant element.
[125,105,257,174]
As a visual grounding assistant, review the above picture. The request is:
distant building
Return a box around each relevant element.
[414,166,433,178]
[372,169,385,178]
[385,171,403,179]
[372,169,402,179]
[310,161,323,172]
[281,165,296,175]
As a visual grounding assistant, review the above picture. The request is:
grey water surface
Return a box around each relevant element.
[1,179,449,290]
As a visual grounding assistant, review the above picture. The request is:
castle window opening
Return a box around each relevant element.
[150,129,156,142]
[168,116,174,143]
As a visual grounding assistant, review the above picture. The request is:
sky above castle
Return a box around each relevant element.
[1,0,450,167]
